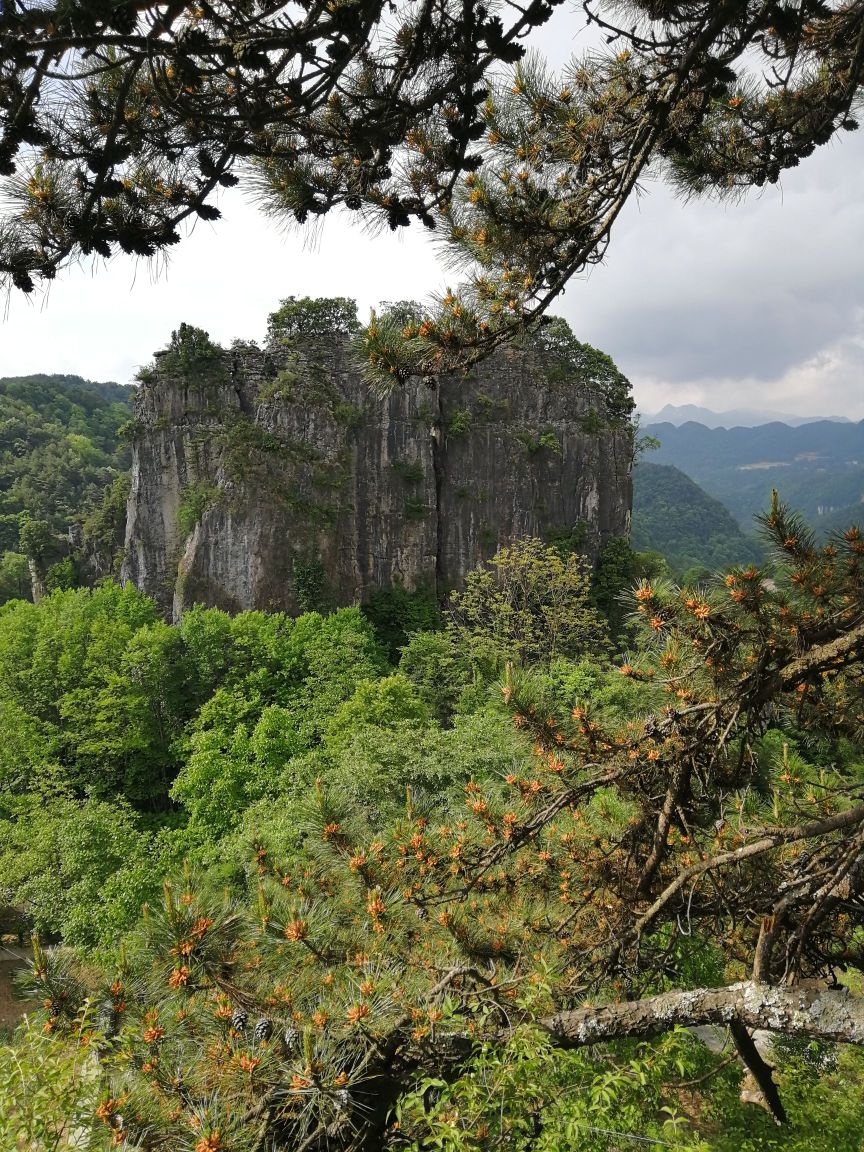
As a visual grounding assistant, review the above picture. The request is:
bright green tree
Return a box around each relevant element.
[448,537,610,667]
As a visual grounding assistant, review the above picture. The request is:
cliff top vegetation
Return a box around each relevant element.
[142,300,636,426]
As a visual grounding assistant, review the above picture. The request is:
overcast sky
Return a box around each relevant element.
[2,9,862,420]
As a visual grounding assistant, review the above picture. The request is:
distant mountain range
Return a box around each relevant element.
[640,404,852,429]
[642,418,864,539]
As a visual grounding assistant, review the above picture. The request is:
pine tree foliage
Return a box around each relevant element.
[16,498,864,1148]
[0,0,552,294]
[2,2,863,379]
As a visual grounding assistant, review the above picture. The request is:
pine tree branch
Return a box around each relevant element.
[636,761,689,896]
[542,980,864,1050]
[629,804,864,943]
[750,617,864,706]
[729,1020,786,1125]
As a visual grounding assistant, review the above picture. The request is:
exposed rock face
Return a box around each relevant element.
[121,333,632,619]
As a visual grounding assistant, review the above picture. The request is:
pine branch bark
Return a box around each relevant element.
[543,981,864,1049]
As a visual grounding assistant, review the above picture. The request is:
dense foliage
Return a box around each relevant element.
[448,537,610,666]
[0,585,403,936]
[0,534,634,940]
[3,4,863,382]
[268,297,362,342]
[2,507,864,1148]
[0,374,134,603]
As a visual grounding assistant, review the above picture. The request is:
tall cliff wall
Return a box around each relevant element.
[121,332,632,618]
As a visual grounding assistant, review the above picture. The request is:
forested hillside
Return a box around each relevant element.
[5,524,864,1150]
[632,462,764,578]
[0,550,614,945]
[0,374,134,602]
[644,419,864,537]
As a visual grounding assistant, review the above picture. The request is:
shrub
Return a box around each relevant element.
[448,408,472,436]
[176,482,220,538]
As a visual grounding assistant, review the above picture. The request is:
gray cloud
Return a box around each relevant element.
[556,130,864,417]
[632,322,864,420]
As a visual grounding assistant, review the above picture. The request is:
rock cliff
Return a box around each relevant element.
[121,326,632,618]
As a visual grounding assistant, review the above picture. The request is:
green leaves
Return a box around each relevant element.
[396,1026,710,1151]
[448,537,610,668]
[171,723,264,837]
[0,795,165,945]
[268,297,361,341]
[324,675,429,748]
[0,1014,102,1152]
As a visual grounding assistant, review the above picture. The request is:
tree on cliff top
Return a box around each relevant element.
[2,2,862,379]
[21,499,864,1148]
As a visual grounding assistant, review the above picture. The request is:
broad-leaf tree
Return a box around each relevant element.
[448,536,610,668]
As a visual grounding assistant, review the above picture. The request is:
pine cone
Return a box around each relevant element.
[231,1009,248,1031]
[282,1026,299,1051]
[253,1018,273,1042]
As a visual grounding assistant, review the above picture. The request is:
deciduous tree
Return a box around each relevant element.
[448,536,610,667]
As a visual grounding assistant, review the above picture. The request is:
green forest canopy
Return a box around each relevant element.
[3,504,864,1149]
[0,374,133,601]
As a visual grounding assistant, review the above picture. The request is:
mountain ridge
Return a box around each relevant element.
[632,461,763,576]
[642,418,864,537]
[641,403,853,429]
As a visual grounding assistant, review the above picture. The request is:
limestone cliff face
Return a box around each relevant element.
[121,334,632,618]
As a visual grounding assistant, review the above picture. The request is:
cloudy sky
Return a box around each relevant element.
[2,9,862,420]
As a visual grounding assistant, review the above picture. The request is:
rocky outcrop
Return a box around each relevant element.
[121,332,632,619]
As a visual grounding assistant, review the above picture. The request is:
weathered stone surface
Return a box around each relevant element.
[121,333,632,619]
